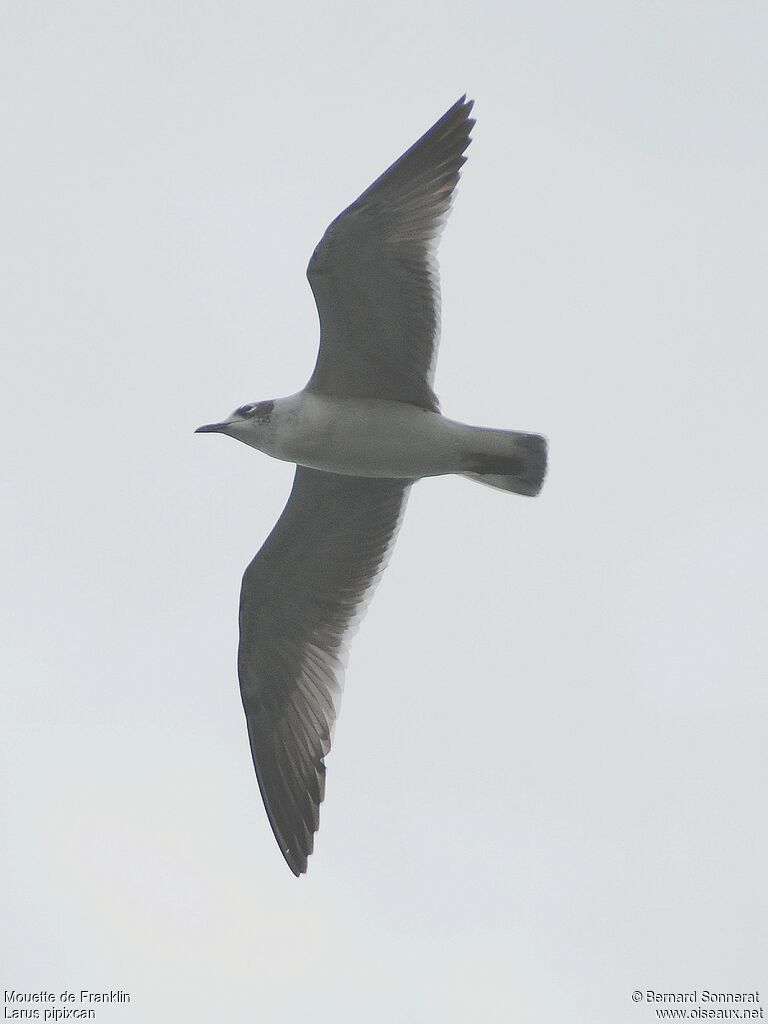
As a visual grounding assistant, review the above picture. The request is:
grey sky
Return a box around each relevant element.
[2,2,766,1021]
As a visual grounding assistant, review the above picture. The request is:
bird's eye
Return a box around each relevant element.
[237,404,257,417]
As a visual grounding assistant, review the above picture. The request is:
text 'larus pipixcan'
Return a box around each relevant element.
[196,96,547,875]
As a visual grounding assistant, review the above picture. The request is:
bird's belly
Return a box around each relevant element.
[276,396,467,479]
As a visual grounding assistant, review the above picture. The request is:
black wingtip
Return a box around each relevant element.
[272,823,311,877]
[455,94,474,116]
[451,95,475,142]
[285,850,307,877]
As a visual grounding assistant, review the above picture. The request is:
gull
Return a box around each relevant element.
[196,96,547,875]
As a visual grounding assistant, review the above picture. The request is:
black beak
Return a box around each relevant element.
[194,422,227,433]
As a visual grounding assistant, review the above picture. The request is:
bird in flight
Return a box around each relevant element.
[196,96,547,875]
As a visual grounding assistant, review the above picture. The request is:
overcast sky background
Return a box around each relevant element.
[2,2,766,1022]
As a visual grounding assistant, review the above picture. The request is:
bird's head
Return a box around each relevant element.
[195,400,275,449]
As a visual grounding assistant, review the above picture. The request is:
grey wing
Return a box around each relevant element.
[305,96,475,412]
[238,466,411,875]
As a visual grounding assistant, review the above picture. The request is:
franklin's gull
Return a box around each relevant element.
[196,96,547,875]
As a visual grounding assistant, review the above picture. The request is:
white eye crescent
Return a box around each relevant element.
[235,401,274,421]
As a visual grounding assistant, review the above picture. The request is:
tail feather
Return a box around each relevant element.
[462,432,547,496]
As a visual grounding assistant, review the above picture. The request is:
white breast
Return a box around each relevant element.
[266,392,470,479]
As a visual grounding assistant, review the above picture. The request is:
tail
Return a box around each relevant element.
[461,432,548,496]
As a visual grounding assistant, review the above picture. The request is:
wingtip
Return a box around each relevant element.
[454,95,475,139]
[276,826,314,877]
[287,858,306,878]
[272,830,310,876]
[456,94,475,115]
[283,843,309,876]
